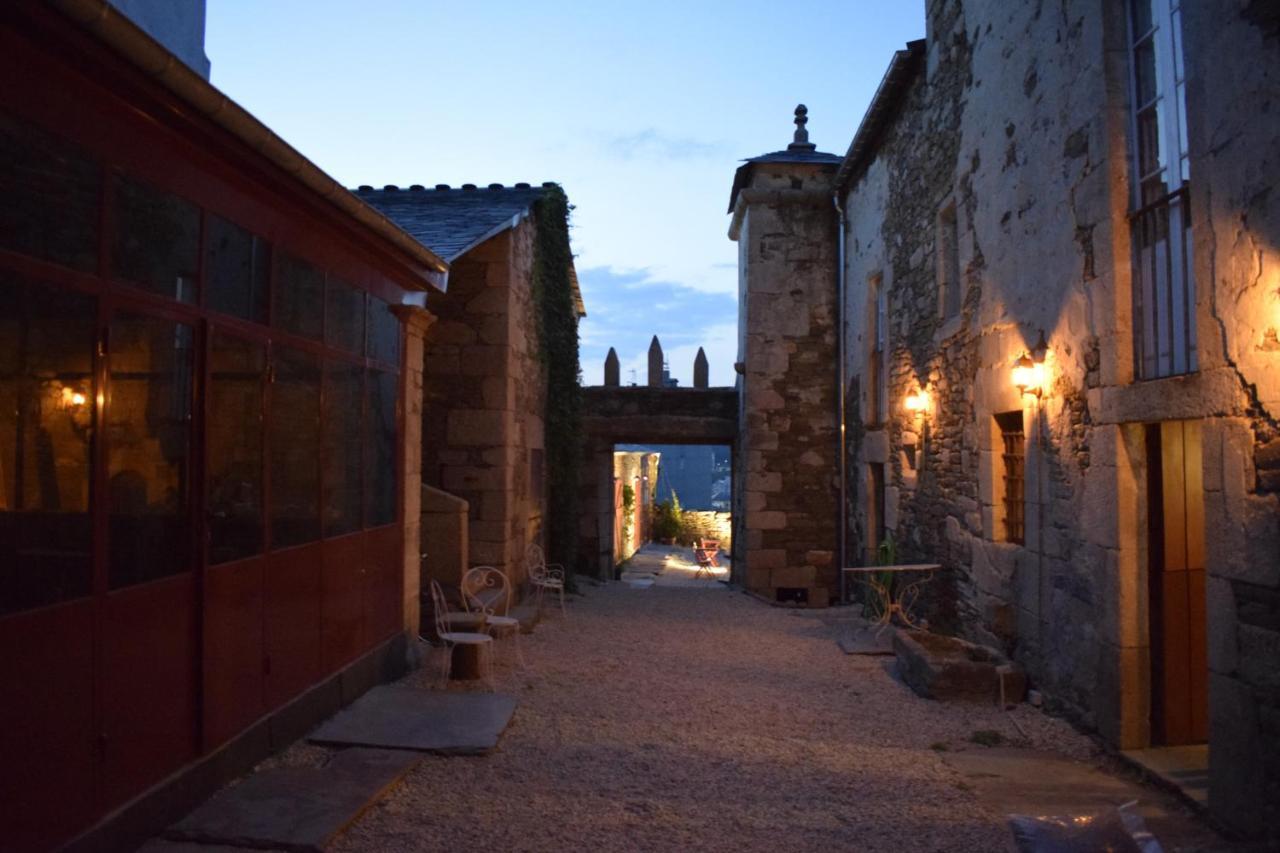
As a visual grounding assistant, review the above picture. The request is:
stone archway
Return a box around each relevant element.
[577,385,738,579]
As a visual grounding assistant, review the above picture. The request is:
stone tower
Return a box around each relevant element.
[729,105,842,607]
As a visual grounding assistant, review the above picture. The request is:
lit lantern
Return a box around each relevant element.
[904,388,930,415]
[1012,331,1048,396]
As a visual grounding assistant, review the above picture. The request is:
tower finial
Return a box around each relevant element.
[788,104,816,152]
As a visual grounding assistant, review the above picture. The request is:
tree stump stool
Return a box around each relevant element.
[450,642,490,681]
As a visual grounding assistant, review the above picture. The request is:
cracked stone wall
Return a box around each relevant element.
[421,221,546,588]
[841,0,1279,838]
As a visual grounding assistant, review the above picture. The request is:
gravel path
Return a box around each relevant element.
[317,553,1115,853]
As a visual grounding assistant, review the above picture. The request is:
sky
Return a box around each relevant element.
[205,2,924,386]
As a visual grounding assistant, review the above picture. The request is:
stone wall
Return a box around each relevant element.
[839,0,1280,838]
[732,163,840,607]
[681,510,732,550]
[421,222,546,589]
[1182,1,1280,837]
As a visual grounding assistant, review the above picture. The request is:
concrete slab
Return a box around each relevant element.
[1122,744,1210,809]
[307,685,517,755]
[943,747,1232,852]
[167,748,418,852]
[837,625,896,655]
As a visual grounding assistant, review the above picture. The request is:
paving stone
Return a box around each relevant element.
[307,685,517,755]
[943,748,1230,851]
[167,748,418,852]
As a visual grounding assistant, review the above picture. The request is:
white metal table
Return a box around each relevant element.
[842,563,941,634]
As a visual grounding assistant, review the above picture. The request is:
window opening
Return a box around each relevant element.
[996,411,1025,544]
[1128,0,1195,378]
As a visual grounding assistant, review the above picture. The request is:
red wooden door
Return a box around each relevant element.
[1147,420,1208,745]
[99,309,201,806]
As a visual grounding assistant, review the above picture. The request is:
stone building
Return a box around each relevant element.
[355,184,584,588]
[612,449,659,563]
[810,0,1278,840]
[729,106,842,607]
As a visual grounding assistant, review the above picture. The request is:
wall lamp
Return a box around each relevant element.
[1012,330,1049,397]
[903,387,931,416]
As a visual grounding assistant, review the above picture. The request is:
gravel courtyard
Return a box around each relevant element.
[309,556,1166,853]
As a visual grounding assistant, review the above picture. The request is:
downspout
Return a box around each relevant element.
[835,191,849,604]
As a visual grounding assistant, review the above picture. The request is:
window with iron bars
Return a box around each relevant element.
[1127,0,1196,379]
[995,412,1025,545]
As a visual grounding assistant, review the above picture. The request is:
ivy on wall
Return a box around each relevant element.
[532,185,582,581]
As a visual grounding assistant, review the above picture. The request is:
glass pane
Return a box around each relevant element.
[107,314,194,588]
[1133,38,1158,106]
[269,346,320,548]
[323,362,363,536]
[208,333,264,564]
[1172,8,1184,82]
[111,175,199,303]
[273,251,324,340]
[326,277,365,353]
[367,295,400,365]
[1130,0,1154,40]
[206,215,270,323]
[0,275,95,615]
[0,113,99,272]
[364,369,396,527]
[1137,103,1166,179]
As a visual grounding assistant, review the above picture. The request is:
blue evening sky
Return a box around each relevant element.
[206,2,924,386]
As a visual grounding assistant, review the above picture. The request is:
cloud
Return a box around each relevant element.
[603,128,726,162]
[576,266,739,387]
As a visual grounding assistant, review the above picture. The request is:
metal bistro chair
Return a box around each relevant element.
[525,543,567,618]
[427,578,494,690]
[461,566,526,669]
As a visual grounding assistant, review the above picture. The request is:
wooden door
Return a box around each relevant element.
[1146,420,1208,745]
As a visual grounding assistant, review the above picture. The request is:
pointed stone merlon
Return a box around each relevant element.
[604,347,620,386]
[693,347,709,389]
[647,336,664,387]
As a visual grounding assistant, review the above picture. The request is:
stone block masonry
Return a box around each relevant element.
[729,111,842,607]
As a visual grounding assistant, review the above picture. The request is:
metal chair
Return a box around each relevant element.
[461,566,525,669]
[525,543,567,617]
[427,578,494,689]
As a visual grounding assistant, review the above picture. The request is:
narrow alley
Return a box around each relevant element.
[287,546,1223,853]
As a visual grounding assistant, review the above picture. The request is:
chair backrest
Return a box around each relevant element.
[526,543,548,582]
[429,579,452,639]
[461,566,510,616]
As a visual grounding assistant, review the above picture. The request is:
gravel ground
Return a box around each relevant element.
[305,562,1120,853]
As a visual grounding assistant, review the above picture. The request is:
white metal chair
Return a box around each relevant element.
[462,566,526,669]
[525,543,567,617]
[427,578,494,689]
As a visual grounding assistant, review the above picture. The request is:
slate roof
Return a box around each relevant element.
[353,182,585,316]
[353,182,549,263]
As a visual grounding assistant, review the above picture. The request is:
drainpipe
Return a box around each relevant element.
[835,192,849,604]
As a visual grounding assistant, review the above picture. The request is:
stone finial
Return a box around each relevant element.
[647,336,664,387]
[788,103,816,152]
[693,347,709,388]
[604,347,620,386]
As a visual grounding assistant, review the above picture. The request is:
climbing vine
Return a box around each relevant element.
[621,484,636,548]
[532,185,582,582]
